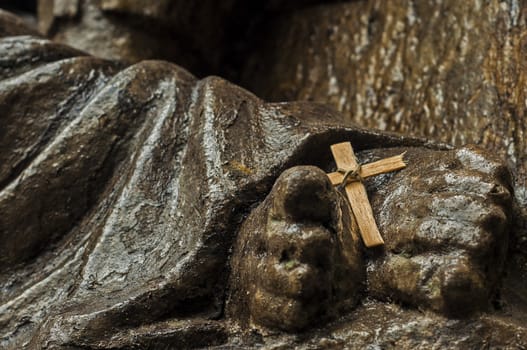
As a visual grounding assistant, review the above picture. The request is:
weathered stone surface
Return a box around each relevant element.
[0,9,526,350]
[238,301,527,349]
[241,0,527,204]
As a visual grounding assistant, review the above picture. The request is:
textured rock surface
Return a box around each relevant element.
[226,301,527,349]
[0,8,526,350]
[241,0,527,206]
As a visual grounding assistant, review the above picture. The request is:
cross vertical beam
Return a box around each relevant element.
[330,142,386,247]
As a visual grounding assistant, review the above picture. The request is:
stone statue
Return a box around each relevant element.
[0,6,525,349]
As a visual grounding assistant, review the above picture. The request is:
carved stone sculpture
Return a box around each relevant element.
[0,7,526,350]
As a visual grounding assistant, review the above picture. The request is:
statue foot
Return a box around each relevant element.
[228,166,364,331]
[367,146,513,316]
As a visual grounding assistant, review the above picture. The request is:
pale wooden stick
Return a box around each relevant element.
[327,153,406,186]
[330,142,385,247]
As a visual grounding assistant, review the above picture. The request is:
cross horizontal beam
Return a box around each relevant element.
[327,153,406,186]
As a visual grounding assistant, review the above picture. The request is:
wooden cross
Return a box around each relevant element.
[328,142,406,247]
